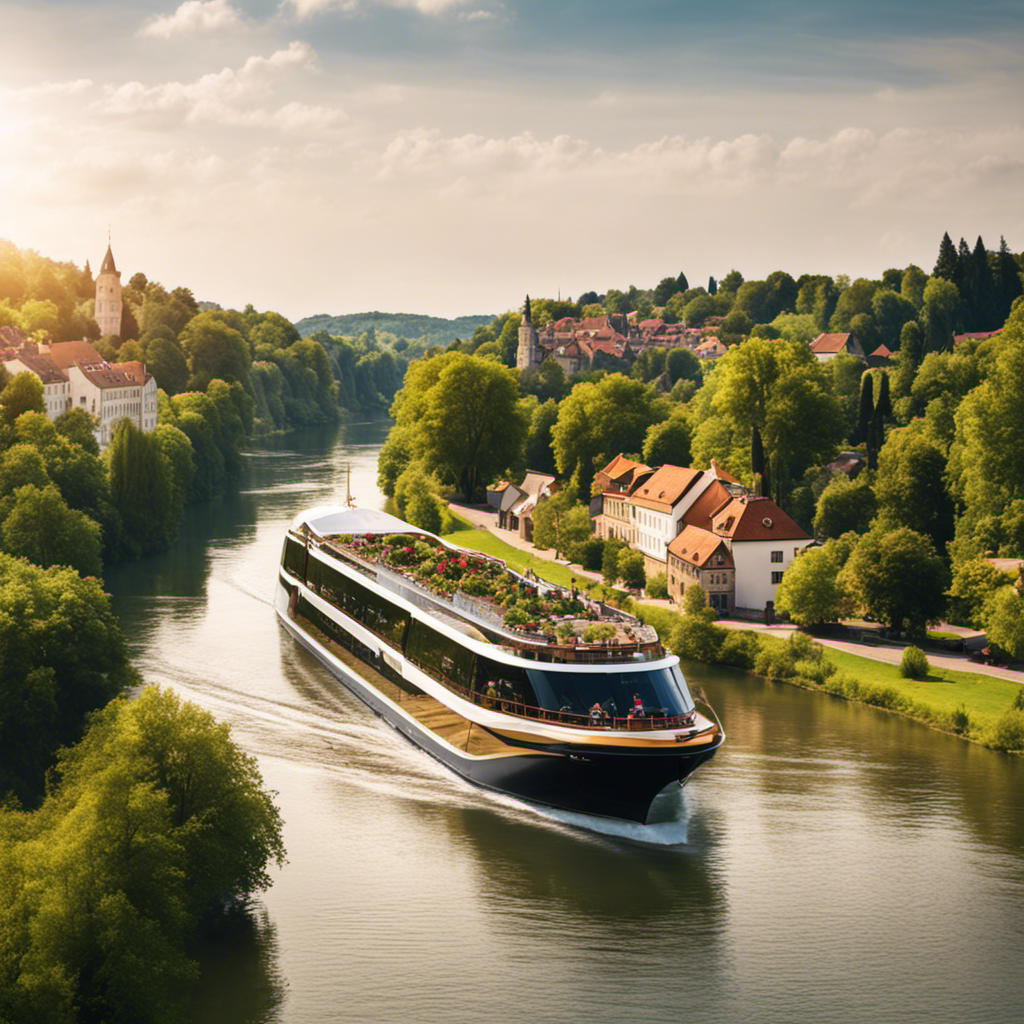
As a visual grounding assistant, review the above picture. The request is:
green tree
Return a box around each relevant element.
[409,353,526,500]
[523,398,559,477]
[0,686,284,1023]
[665,345,701,386]
[617,548,646,590]
[701,336,843,503]
[552,374,666,496]
[54,406,100,454]
[874,427,955,553]
[0,553,133,802]
[145,333,190,395]
[947,319,1024,560]
[671,585,726,661]
[0,371,45,424]
[921,276,961,353]
[933,231,959,280]
[774,547,848,625]
[1,483,102,576]
[983,585,1024,661]
[899,264,927,310]
[946,558,1015,628]
[179,311,251,390]
[643,411,692,467]
[532,491,591,560]
[107,419,178,555]
[813,475,877,539]
[602,535,626,586]
[840,526,948,635]
[683,293,716,327]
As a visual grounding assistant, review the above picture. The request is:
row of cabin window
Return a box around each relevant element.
[284,538,540,706]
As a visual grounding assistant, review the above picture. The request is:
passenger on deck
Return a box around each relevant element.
[632,693,645,717]
[485,682,499,708]
[590,702,604,725]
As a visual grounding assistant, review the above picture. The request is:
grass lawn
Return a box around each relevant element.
[823,647,1021,731]
[440,514,597,593]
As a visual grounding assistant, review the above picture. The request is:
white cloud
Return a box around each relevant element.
[97,42,342,130]
[283,0,470,17]
[374,124,1024,216]
[1,79,93,100]
[139,1,242,39]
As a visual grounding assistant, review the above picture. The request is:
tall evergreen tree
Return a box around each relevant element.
[675,271,689,293]
[708,275,717,296]
[954,237,972,318]
[971,235,996,330]
[857,372,874,444]
[994,236,1023,323]
[751,425,767,498]
[899,320,925,365]
[876,372,893,420]
[933,232,958,280]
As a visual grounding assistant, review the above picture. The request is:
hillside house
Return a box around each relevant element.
[809,332,865,361]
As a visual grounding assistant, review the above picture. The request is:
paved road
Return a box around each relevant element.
[449,503,1022,684]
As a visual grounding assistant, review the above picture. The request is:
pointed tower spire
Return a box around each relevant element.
[100,243,117,275]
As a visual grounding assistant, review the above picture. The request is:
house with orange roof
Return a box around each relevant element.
[667,526,735,612]
[694,336,726,359]
[624,461,740,575]
[592,455,654,544]
[809,332,865,362]
[707,494,813,611]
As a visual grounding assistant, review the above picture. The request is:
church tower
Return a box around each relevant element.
[516,294,539,371]
[94,243,122,338]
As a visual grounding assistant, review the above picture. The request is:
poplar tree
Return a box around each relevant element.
[857,372,874,444]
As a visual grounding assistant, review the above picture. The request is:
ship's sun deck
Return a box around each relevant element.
[283,521,718,740]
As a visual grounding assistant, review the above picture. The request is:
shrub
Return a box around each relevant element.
[503,604,532,627]
[646,572,669,600]
[582,623,617,643]
[718,630,760,670]
[950,703,971,735]
[988,709,1024,751]
[556,621,575,643]
[898,645,930,679]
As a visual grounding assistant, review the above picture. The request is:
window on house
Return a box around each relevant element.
[770,550,784,563]
[771,571,784,584]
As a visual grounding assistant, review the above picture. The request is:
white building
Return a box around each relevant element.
[706,495,814,611]
[624,461,741,575]
[1,350,72,420]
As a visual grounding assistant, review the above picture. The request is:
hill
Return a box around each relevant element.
[296,311,495,346]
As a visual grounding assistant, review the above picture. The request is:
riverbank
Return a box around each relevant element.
[442,506,1023,752]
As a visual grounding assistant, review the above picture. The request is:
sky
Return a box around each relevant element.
[1,0,1021,320]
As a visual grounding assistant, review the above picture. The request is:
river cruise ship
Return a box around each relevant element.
[275,506,723,823]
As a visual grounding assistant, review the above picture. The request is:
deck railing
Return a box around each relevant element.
[405,655,702,734]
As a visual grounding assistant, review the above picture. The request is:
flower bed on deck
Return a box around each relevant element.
[331,532,589,637]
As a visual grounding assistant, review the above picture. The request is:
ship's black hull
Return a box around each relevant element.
[278,596,720,824]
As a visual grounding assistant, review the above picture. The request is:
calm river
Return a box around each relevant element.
[104,421,1024,1024]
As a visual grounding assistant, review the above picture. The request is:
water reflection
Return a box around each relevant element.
[101,422,1024,1024]
[192,905,286,1024]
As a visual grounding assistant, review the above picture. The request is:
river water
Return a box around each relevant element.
[104,421,1024,1024]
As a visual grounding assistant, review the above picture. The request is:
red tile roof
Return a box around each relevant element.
[810,333,854,354]
[667,525,734,569]
[710,496,811,542]
[680,478,733,529]
[5,351,67,385]
[628,464,704,512]
[44,340,104,370]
